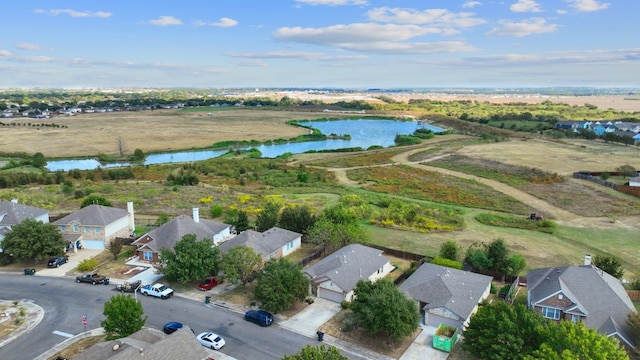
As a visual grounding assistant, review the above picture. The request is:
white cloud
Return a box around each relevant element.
[446,48,640,67]
[486,18,558,37]
[342,41,478,54]
[149,16,182,26]
[295,0,368,5]
[34,8,111,18]
[462,1,482,8]
[15,43,43,51]
[211,18,239,28]
[566,0,610,12]
[0,50,12,57]
[510,0,542,13]
[366,7,486,27]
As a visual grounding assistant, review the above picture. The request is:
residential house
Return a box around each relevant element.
[554,121,592,132]
[132,208,232,262]
[218,226,301,261]
[592,121,618,136]
[613,121,640,133]
[0,199,50,252]
[628,176,640,187]
[53,202,135,250]
[399,263,493,329]
[527,256,636,349]
[633,133,640,144]
[73,326,208,360]
[303,244,394,303]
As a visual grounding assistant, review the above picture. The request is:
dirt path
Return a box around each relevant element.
[320,146,632,229]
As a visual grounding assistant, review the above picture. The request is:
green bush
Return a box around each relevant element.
[77,258,99,272]
[340,300,350,310]
[490,282,498,294]
[431,256,463,269]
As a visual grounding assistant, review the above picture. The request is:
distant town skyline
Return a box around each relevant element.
[1,1,638,89]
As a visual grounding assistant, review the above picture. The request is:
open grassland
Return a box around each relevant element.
[0,109,333,158]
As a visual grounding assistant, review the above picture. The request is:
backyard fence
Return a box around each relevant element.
[572,172,618,189]
[627,290,640,302]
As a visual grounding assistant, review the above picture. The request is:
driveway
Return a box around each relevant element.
[279,297,341,337]
[399,325,451,360]
[34,249,102,277]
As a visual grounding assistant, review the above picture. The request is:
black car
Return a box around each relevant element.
[47,256,69,268]
[162,321,184,334]
[244,310,273,327]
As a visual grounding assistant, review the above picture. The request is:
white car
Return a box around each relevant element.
[197,332,225,350]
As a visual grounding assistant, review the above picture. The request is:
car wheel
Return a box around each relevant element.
[211,345,215,350]
[76,279,80,283]
[92,281,96,285]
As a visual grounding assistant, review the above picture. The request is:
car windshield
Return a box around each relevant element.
[157,285,167,291]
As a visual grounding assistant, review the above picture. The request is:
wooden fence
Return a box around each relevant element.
[627,290,640,302]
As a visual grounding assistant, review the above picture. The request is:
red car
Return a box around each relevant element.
[197,276,222,291]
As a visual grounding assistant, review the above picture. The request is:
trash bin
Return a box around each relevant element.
[30,268,36,275]
[24,268,30,275]
[205,296,211,304]
[316,331,324,341]
[103,278,110,285]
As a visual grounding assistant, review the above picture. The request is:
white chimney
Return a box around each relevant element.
[193,207,200,223]
[10,198,18,203]
[127,201,135,231]
[584,254,592,266]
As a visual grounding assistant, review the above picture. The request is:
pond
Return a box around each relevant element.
[45,119,444,171]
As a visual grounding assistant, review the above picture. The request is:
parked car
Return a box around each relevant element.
[244,309,273,327]
[196,332,225,350]
[75,273,108,285]
[197,276,222,291]
[163,321,184,335]
[47,256,69,268]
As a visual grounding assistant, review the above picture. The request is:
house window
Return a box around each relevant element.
[541,307,561,320]
[72,224,79,232]
[286,241,294,250]
[84,227,89,233]
[571,315,582,323]
[60,225,66,231]
[95,227,100,233]
[143,251,153,261]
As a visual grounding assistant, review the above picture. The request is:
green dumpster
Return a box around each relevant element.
[24,268,30,275]
[205,296,211,304]
[30,268,36,275]
[104,278,110,285]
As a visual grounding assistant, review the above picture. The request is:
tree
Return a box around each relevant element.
[31,152,47,168]
[593,254,624,279]
[1,218,67,263]
[255,202,280,232]
[255,258,309,313]
[282,345,348,360]
[616,164,637,178]
[463,302,548,360]
[350,279,420,343]
[220,245,262,285]
[278,205,316,236]
[132,148,145,161]
[486,238,510,273]
[439,240,459,261]
[464,242,492,270]
[235,210,250,232]
[101,294,147,340]
[80,194,112,208]
[308,218,371,252]
[160,234,220,283]
[524,321,629,360]
[507,254,527,276]
[106,237,125,260]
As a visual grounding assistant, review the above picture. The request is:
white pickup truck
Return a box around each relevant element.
[140,283,174,299]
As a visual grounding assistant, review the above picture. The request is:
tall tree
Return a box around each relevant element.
[220,245,262,285]
[101,294,147,340]
[255,258,309,313]
[1,218,67,263]
[255,202,280,232]
[308,218,371,252]
[593,254,624,279]
[463,302,548,360]
[160,234,220,283]
[524,321,629,360]
[350,279,420,344]
[282,345,348,360]
[80,194,112,208]
[31,152,47,168]
[278,205,316,235]
[235,210,250,232]
[486,238,510,273]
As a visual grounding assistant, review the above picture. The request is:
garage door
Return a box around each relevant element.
[83,240,105,250]
[318,287,344,303]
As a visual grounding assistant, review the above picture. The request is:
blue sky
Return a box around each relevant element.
[1,0,638,89]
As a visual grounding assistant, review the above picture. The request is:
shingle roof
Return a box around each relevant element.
[304,244,390,293]
[134,214,231,252]
[399,263,492,322]
[527,265,636,343]
[218,226,301,258]
[52,204,129,226]
[0,201,48,226]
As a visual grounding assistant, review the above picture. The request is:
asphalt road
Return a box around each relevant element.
[0,275,363,360]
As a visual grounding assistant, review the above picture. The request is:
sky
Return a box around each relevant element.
[1,0,638,89]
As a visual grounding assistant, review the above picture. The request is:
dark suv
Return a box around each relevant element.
[47,256,69,268]
[244,310,273,327]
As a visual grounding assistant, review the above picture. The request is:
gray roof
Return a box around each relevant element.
[53,205,129,226]
[304,244,390,293]
[0,201,48,226]
[527,265,636,342]
[134,214,231,252]
[399,263,493,322]
[218,227,301,258]
[74,326,207,360]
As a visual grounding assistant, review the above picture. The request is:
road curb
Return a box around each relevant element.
[0,300,44,349]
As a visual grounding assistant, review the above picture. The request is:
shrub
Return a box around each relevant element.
[77,258,99,272]
[431,256,463,269]
[210,204,223,218]
[340,300,350,310]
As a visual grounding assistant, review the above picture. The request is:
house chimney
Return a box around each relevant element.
[10,198,18,203]
[584,254,592,266]
[193,207,200,223]
[127,201,135,232]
